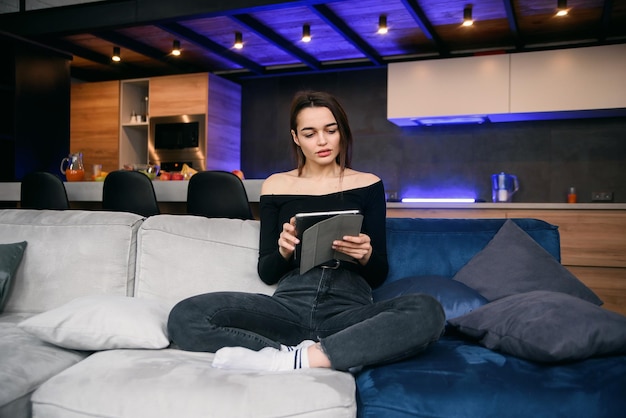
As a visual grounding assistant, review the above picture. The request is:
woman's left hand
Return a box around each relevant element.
[332,234,372,265]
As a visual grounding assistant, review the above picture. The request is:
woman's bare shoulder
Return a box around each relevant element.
[344,169,381,189]
[261,170,299,195]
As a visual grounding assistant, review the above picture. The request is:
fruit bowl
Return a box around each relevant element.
[132,164,160,180]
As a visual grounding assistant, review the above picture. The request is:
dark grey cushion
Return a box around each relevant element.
[0,241,27,312]
[448,290,626,363]
[373,275,488,320]
[452,219,602,305]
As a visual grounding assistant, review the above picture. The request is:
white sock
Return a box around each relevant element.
[280,340,316,352]
[212,346,310,371]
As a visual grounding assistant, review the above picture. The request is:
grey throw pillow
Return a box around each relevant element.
[0,241,27,312]
[452,219,602,305]
[448,290,626,363]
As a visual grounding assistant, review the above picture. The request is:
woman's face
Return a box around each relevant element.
[291,106,341,167]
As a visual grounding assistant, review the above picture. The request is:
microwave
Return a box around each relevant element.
[149,114,206,171]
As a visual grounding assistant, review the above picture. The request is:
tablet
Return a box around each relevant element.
[294,209,361,239]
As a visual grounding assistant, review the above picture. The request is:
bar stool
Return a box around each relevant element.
[20,172,70,210]
[186,171,253,220]
[102,170,160,217]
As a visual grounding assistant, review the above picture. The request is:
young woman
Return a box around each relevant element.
[167,91,444,372]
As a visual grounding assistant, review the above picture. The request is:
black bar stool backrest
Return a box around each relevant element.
[187,171,253,220]
[102,170,160,217]
[20,172,70,210]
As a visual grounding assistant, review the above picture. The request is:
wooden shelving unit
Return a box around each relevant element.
[119,79,149,168]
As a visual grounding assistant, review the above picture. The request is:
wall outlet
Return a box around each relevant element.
[386,191,400,202]
[591,191,614,202]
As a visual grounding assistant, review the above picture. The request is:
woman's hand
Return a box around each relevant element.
[332,233,372,265]
[278,217,300,260]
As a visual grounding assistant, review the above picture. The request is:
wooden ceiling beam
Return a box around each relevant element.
[45,38,120,68]
[156,22,265,75]
[599,0,613,42]
[231,13,321,70]
[502,0,523,50]
[93,30,202,73]
[310,4,384,66]
[400,0,448,56]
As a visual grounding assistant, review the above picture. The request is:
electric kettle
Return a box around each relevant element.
[491,172,519,202]
[60,152,85,182]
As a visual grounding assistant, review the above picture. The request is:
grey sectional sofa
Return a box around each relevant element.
[1,209,625,418]
[1,210,355,418]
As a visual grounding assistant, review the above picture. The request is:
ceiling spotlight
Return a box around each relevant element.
[172,40,181,56]
[556,0,568,16]
[112,46,121,62]
[377,15,388,34]
[302,24,311,42]
[462,6,474,27]
[234,32,243,49]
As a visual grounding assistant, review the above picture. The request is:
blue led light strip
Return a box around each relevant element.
[401,198,476,203]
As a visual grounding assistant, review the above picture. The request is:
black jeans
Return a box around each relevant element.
[167,267,445,371]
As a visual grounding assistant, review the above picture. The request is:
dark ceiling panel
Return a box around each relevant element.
[329,0,428,58]
[0,0,623,82]
[182,15,298,68]
[401,0,449,55]
[248,5,365,64]
[310,3,383,65]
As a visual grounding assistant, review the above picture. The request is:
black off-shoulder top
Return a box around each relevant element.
[257,180,388,288]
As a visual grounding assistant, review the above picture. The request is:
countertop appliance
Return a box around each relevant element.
[149,114,206,171]
[492,172,519,202]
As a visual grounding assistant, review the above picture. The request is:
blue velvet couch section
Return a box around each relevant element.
[356,218,626,418]
[384,218,560,283]
[357,336,626,418]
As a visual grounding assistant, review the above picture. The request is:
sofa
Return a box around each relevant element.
[1,209,625,418]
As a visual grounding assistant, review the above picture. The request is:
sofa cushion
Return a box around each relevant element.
[373,275,488,320]
[385,218,560,283]
[452,219,602,305]
[135,215,275,306]
[0,241,27,313]
[356,335,626,418]
[0,313,88,414]
[448,290,626,363]
[0,210,143,313]
[18,295,170,351]
[32,349,356,418]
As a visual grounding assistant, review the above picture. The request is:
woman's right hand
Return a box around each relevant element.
[278,217,300,260]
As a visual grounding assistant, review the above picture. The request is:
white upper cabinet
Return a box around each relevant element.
[510,44,626,113]
[388,54,510,126]
[388,44,626,125]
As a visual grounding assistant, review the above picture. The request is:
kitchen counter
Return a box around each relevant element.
[0,180,264,203]
[386,202,626,210]
[1,181,625,209]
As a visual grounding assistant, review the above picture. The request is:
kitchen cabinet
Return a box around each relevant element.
[129,72,240,171]
[388,44,626,125]
[149,73,241,171]
[510,44,626,113]
[72,72,241,171]
[70,81,120,174]
[387,205,626,316]
[204,74,241,171]
[149,73,208,117]
[387,54,510,126]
